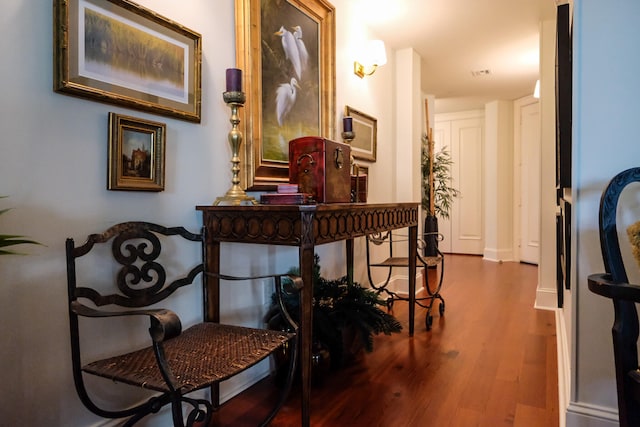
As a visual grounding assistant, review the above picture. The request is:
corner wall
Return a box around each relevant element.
[565,1,640,426]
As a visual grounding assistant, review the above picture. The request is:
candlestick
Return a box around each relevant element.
[225,68,242,92]
[341,128,356,175]
[343,116,353,133]
[213,90,257,205]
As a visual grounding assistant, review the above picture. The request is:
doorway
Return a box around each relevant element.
[515,97,541,264]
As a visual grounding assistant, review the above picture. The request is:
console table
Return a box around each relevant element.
[197,202,419,426]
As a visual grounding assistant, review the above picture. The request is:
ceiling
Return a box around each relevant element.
[357,0,557,113]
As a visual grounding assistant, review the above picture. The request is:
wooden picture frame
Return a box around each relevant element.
[54,0,202,123]
[345,106,377,162]
[108,113,165,191]
[555,3,572,190]
[235,0,336,190]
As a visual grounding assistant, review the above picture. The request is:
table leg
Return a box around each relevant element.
[299,244,314,427]
[408,224,417,336]
[346,238,354,284]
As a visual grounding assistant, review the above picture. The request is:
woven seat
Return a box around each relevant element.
[84,323,295,393]
[66,222,301,427]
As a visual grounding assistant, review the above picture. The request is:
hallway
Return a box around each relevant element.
[213,254,559,426]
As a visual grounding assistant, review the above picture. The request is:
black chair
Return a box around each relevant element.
[588,167,640,427]
[66,221,302,427]
[365,230,445,330]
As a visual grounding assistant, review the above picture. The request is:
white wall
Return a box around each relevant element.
[565,1,640,425]
[484,100,514,262]
[537,18,560,310]
[0,1,403,425]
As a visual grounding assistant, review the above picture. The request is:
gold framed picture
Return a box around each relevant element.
[346,106,377,162]
[108,113,166,191]
[235,0,336,190]
[54,0,202,122]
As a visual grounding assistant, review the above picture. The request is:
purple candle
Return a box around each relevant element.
[343,116,353,133]
[225,68,242,92]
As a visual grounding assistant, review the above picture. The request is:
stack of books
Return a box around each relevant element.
[259,184,314,205]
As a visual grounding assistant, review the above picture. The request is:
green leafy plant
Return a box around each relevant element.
[421,134,460,219]
[265,254,402,369]
[1,197,41,255]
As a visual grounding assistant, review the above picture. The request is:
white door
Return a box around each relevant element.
[434,112,485,255]
[517,100,541,264]
[432,123,451,253]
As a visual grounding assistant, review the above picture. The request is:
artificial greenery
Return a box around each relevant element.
[265,254,402,367]
[421,134,460,219]
[0,197,41,255]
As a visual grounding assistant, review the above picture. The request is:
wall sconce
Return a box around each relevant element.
[354,40,387,78]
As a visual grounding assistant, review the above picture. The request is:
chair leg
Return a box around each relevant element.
[168,395,212,427]
[259,337,299,427]
[121,395,169,427]
[170,396,186,427]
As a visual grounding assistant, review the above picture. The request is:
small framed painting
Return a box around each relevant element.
[346,106,377,162]
[108,113,165,191]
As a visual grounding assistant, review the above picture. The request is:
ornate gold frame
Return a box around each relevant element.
[54,0,202,123]
[235,0,336,190]
[108,113,166,191]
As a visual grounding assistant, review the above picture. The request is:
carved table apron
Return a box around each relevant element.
[196,202,419,427]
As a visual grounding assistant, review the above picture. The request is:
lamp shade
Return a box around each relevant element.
[367,40,387,66]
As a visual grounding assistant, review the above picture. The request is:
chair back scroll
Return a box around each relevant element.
[66,222,205,309]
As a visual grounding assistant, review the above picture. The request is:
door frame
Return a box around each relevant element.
[513,95,541,263]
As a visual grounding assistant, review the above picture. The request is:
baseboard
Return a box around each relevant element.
[482,247,514,263]
[382,271,424,297]
[565,402,618,427]
[555,309,619,427]
[556,309,570,427]
[534,287,557,310]
[219,362,270,403]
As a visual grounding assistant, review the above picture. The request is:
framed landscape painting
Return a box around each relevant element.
[54,0,202,122]
[235,0,336,190]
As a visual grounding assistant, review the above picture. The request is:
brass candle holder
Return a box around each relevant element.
[214,91,257,205]
[341,131,357,175]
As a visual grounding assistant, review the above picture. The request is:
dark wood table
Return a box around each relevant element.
[196,202,419,426]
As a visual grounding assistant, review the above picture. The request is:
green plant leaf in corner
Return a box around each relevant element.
[0,198,43,255]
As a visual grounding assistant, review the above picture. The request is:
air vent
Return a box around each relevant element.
[471,69,491,77]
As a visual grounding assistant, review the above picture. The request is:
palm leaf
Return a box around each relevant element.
[0,197,42,255]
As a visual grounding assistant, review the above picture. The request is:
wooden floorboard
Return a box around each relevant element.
[209,254,559,427]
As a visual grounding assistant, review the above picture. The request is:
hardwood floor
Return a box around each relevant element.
[210,255,559,427]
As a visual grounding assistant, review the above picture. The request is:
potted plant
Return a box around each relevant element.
[421,133,459,256]
[265,255,402,378]
[1,197,41,255]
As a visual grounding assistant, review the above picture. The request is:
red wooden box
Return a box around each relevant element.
[289,136,351,203]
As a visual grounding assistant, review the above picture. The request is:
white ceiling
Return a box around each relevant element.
[358,0,557,113]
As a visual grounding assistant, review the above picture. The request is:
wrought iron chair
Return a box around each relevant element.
[66,221,302,427]
[365,230,445,330]
[588,167,640,427]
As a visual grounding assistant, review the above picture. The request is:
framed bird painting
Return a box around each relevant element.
[235,0,336,190]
